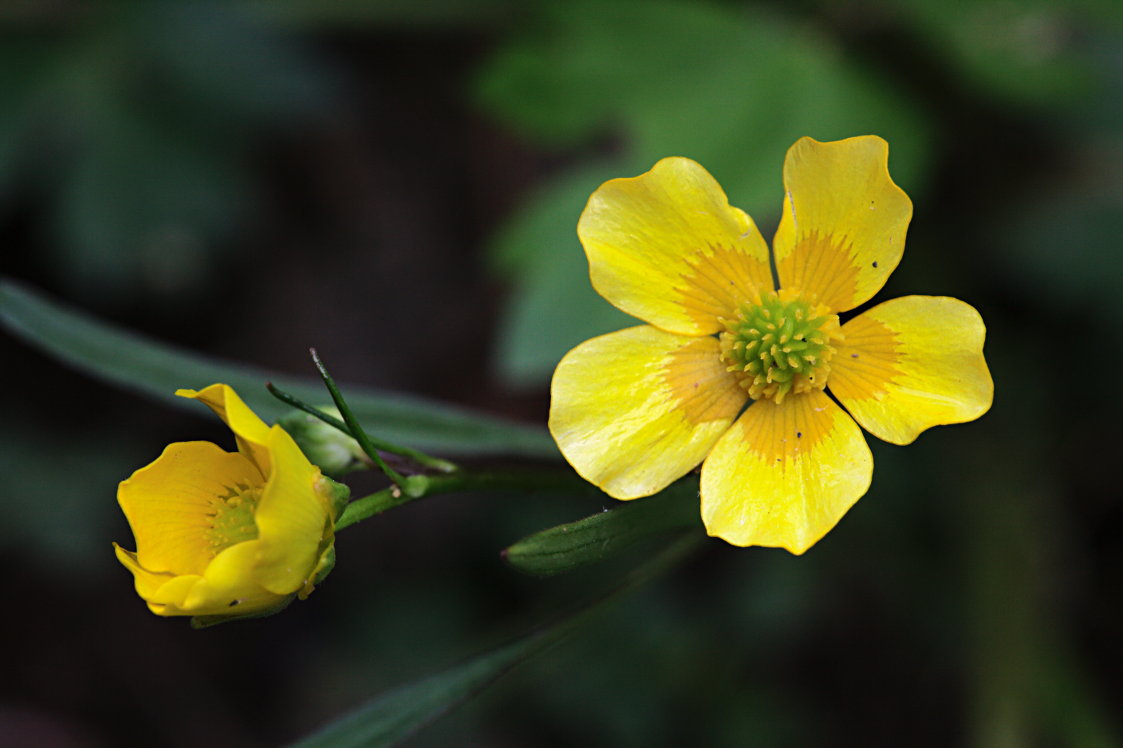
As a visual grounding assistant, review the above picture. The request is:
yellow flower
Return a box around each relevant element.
[114,384,341,623]
[549,136,993,554]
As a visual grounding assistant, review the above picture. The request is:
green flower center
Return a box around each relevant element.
[207,483,262,553]
[719,290,842,404]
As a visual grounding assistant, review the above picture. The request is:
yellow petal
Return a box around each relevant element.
[550,325,747,499]
[578,157,773,335]
[117,539,287,617]
[252,426,332,595]
[114,543,177,600]
[773,136,912,313]
[117,441,262,576]
[180,541,286,615]
[178,384,273,475]
[829,295,993,445]
[147,574,204,608]
[700,390,872,554]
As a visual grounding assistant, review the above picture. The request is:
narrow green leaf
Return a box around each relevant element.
[503,478,702,576]
[288,536,698,748]
[0,279,556,457]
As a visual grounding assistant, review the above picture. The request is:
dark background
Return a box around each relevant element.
[2,1,1121,746]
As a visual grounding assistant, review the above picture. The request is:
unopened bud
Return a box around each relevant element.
[279,407,367,477]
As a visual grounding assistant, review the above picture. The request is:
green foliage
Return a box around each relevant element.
[254,0,518,28]
[504,478,701,576]
[895,0,1120,107]
[289,537,697,747]
[0,1,333,299]
[489,161,637,388]
[289,613,566,747]
[0,279,556,456]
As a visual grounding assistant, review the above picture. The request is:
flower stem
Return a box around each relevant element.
[336,467,599,531]
[310,348,418,490]
[267,382,458,474]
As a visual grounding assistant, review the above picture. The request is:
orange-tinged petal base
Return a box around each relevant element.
[700,389,872,554]
[579,156,773,335]
[829,295,993,445]
[773,136,912,313]
[550,325,747,499]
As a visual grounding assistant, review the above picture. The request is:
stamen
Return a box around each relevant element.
[206,484,263,554]
[718,291,843,403]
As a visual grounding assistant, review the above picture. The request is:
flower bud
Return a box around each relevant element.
[278,407,367,477]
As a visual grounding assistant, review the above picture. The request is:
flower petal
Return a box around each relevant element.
[178,384,274,475]
[578,157,773,335]
[700,390,872,554]
[117,441,262,576]
[114,543,176,601]
[550,325,747,499]
[252,426,332,595]
[773,136,912,313]
[114,542,282,617]
[829,295,993,445]
[182,541,286,614]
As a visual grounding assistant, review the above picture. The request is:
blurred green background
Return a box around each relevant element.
[3,0,1121,745]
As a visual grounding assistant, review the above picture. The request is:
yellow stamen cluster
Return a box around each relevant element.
[207,483,262,553]
[719,290,842,404]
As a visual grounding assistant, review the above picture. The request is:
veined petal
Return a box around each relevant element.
[829,295,993,445]
[114,544,177,600]
[147,574,203,608]
[116,539,288,617]
[178,384,273,475]
[700,390,872,554]
[180,541,286,614]
[550,325,747,499]
[773,136,912,313]
[135,541,284,617]
[118,441,262,576]
[252,427,332,595]
[578,157,773,335]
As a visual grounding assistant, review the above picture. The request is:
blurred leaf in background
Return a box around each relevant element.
[0,0,335,301]
[475,0,932,388]
[0,423,134,579]
[894,0,1120,108]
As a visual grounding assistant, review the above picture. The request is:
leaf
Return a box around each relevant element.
[253,0,517,29]
[895,0,1117,108]
[0,279,556,457]
[56,114,245,295]
[287,535,697,748]
[0,2,335,299]
[503,478,701,576]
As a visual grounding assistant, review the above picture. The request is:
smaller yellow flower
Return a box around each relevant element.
[114,384,340,623]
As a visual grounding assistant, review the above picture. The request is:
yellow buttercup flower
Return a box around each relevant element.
[549,136,993,554]
[114,384,341,623]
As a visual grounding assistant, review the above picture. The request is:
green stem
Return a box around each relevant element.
[308,349,416,490]
[267,382,457,474]
[337,467,599,531]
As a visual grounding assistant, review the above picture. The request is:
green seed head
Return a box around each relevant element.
[719,291,842,403]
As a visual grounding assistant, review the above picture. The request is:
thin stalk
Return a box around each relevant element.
[309,348,413,490]
[337,468,600,531]
[267,382,457,473]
